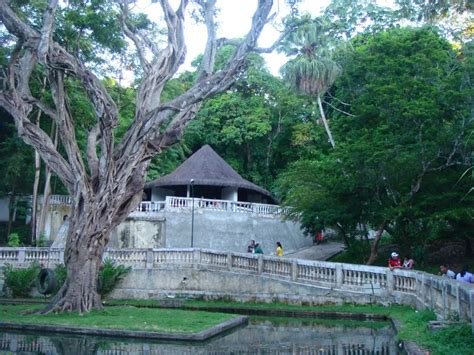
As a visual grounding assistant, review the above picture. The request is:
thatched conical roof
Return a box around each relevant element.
[146,145,275,201]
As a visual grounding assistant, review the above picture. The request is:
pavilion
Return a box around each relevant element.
[145,145,277,205]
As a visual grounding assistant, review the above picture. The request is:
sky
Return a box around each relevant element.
[133,0,331,76]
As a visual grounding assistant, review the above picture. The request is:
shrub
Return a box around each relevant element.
[52,264,67,293]
[37,233,47,247]
[7,233,20,247]
[4,263,40,298]
[98,259,131,297]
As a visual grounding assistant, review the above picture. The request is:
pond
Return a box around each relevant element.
[0,317,402,354]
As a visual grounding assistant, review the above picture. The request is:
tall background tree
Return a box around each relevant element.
[277,27,473,264]
[280,16,341,148]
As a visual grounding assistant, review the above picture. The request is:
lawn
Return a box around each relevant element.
[0,304,236,333]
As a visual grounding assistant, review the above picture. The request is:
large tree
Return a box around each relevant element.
[277,27,473,263]
[0,0,282,313]
[281,17,341,148]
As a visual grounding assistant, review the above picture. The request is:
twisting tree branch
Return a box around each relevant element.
[119,0,151,72]
[0,93,75,190]
[195,0,217,78]
[48,70,87,181]
[38,0,58,63]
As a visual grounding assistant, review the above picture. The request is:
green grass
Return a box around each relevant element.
[0,305,236,333]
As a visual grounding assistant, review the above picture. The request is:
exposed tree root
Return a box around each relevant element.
[32,282,103,315]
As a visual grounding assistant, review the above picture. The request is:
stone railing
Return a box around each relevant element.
[133,196,289,217]
[38,195,289,217]
[1,247,473,327]
[42,195,73,205]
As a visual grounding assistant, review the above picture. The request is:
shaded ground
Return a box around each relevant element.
[284,241,345,261]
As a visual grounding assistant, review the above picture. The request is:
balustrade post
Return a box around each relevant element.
[429,276,435,309]
[441,279,448,319]
[227,252,233,270]
[470,290,474,336]
[386,269,395,294]
[59,249,65,265]
[18,248,25,266]
[102,250,109,262]
[415,272,422,296]
[291,260,297,281]
[146,249,154,270]
[193,249,201,266]
[420,273,427,307]
[335,264,343,288]
[456,284,461,315]
[257,255,263,274]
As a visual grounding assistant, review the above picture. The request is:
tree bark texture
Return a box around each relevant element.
[0,0,279,313]
[366,221,387,265]
[31,110,41,244]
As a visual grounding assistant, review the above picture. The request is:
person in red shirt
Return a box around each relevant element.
[315,230,324,245]
[388,252,402,270]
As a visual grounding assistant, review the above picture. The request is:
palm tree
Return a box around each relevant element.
[281,18,341,148]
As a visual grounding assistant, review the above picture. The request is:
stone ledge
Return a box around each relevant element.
[0,315,248,342]
[390,318,429,355]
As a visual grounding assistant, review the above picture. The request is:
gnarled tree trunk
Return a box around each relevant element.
[0,0,282,313]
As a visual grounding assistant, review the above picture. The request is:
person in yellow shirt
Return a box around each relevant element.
[276,242,283,257]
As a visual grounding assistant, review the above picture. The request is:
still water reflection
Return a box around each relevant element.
[0,318,401,354]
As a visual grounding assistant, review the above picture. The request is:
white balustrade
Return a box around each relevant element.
[231,253,259,272]
[1,247,474,328]
[36,194,289,217]
[47,195,72,205]
[263,258,292,277]
[166,196,191,208]
[201,250,228,267]
[104,249,147,268]
[134,201,165,213]
[343,268,388,288]
[153,249,194,265]
[297,262,336,284]
[394,274,417,292]
[0,248,19,263]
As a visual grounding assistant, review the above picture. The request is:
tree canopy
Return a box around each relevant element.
[277,27,473,263]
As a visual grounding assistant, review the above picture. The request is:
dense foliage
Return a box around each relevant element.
[277,27,473,263]
[97,259,131,297]
[4,263,40,298]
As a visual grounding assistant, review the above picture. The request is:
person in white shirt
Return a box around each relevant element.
[439,264,456,279]
[456,266,474,283]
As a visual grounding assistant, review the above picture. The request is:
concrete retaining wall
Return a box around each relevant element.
[111,210,311,254]
[110,265,413,307]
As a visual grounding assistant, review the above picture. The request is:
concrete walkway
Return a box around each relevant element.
[284,241,345,261]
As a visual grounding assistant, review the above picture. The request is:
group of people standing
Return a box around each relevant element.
[439,264,474,283]
[247,240,283,257]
